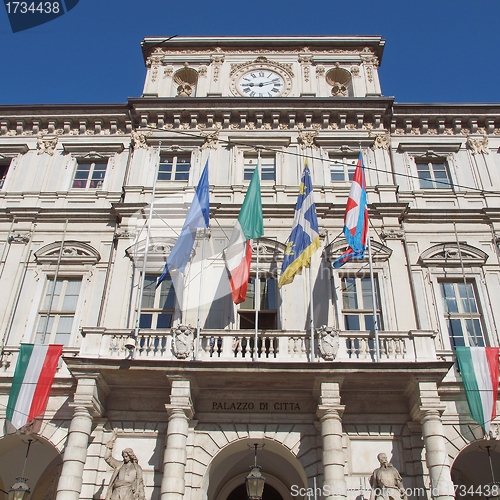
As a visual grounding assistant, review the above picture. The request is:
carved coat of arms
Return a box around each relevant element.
[171,325,194,359]
[317,325,340,361]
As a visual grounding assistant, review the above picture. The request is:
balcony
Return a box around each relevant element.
[77,327,439,363]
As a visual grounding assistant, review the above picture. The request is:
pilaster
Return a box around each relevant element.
[408,378,454,500]
[56,374,109,500]
[316,378,346,500]
[161,377,195,500]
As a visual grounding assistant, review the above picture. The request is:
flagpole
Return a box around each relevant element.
[42,218,68,345]
[253,149,262,362]
[309,259,315,362]
[254,240,260,362]
[367,225,380,362]
[194,153,211,360]
[132,142,161,357]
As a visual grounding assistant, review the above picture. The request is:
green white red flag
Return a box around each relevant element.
[223,167,263,304]
[6,344,63,429]
[455,346,499,434]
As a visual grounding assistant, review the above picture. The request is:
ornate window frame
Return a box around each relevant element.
[419,242,495,351]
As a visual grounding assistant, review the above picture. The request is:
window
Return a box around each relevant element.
[72,160,107,189]
[416,159,451,189]
[239,277,277,329]
[440,281,485,347]
[0,163,9,189]
[244,154,276,182]
[139,275,176,329]
[341,276,382,330]
[158,154,191,181]
[35,278,82,346]
[329,154,357,182]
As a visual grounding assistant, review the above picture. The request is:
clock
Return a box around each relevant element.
[237,70,285,98]
[230,60,293,98]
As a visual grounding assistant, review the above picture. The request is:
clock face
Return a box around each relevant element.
[238,70,285,97]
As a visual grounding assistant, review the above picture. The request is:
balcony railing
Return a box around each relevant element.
[78,327,439,363]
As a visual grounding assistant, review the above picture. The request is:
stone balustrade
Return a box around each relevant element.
[0,330,438,378]
[75,327,438,363]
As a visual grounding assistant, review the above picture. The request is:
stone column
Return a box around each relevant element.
[56,375,108,500]
[161,378,194,500]
[316,379,346,500]
[409,379,455,500]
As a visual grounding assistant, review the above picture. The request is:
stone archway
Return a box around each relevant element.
[206,438,308,500]
[0,434,63,500]
[451,439,500,500]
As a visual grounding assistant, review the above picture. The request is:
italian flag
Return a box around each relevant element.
[223,167,263,304]
[455,346,499,434]
[6,344,63,429]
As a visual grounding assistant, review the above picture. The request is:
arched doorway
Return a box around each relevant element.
[0,434,62,500]
[207,438,308,500]
[227,483,283,500]
[451,439,500,499]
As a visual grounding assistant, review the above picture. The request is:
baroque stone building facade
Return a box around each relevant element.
[0,36,498,500]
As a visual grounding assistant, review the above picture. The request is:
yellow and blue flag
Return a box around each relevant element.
[278,162,320,287]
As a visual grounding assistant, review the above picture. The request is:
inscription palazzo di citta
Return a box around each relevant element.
[212,401,301,411]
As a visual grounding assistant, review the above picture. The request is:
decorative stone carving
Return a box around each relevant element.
[37,135,58,155]
[210,51,225,82]
[298,52,313,82]
[369,453,406,500]
[350,65,360,77]
[131,130,151,149]
[176,83,193,97]
[326,66,351,97]
[315,65,325,77]
[35,241,101,265]
[8,232,30,244]
[172,325,194,359]
[115,230,138,240]
[146,47,166,68]
[230,57,294,78]
[198,65,208,77]
[298,128,319,149]
[201,128,220,150]
[380,229,405,240]
[317,326,340,361]
[467,136,489,155]
[419,242,488,267]
[371,132,390,150]
[164,65,174,77]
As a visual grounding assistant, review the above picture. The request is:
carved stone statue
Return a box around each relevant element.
[105,432,145,500]
[369,453,406,500]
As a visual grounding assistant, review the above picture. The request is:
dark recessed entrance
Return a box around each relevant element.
[227,483,283,500]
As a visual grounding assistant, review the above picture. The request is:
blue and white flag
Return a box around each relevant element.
[278,161,320,287]
[157,161,210,286]
[333,152,368,268]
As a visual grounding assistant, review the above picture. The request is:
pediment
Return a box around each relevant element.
[35,241,101,265]
[419,243,488,267]
[324,238,392,263]
[125,237,178,264]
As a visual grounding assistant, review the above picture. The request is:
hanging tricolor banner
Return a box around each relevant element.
[333,152,368,268]
[455,346,499,434]
[6,344,63,429]
[223,167,263,304]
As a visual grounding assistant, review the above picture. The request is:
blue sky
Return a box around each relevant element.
[0,0,499,105]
